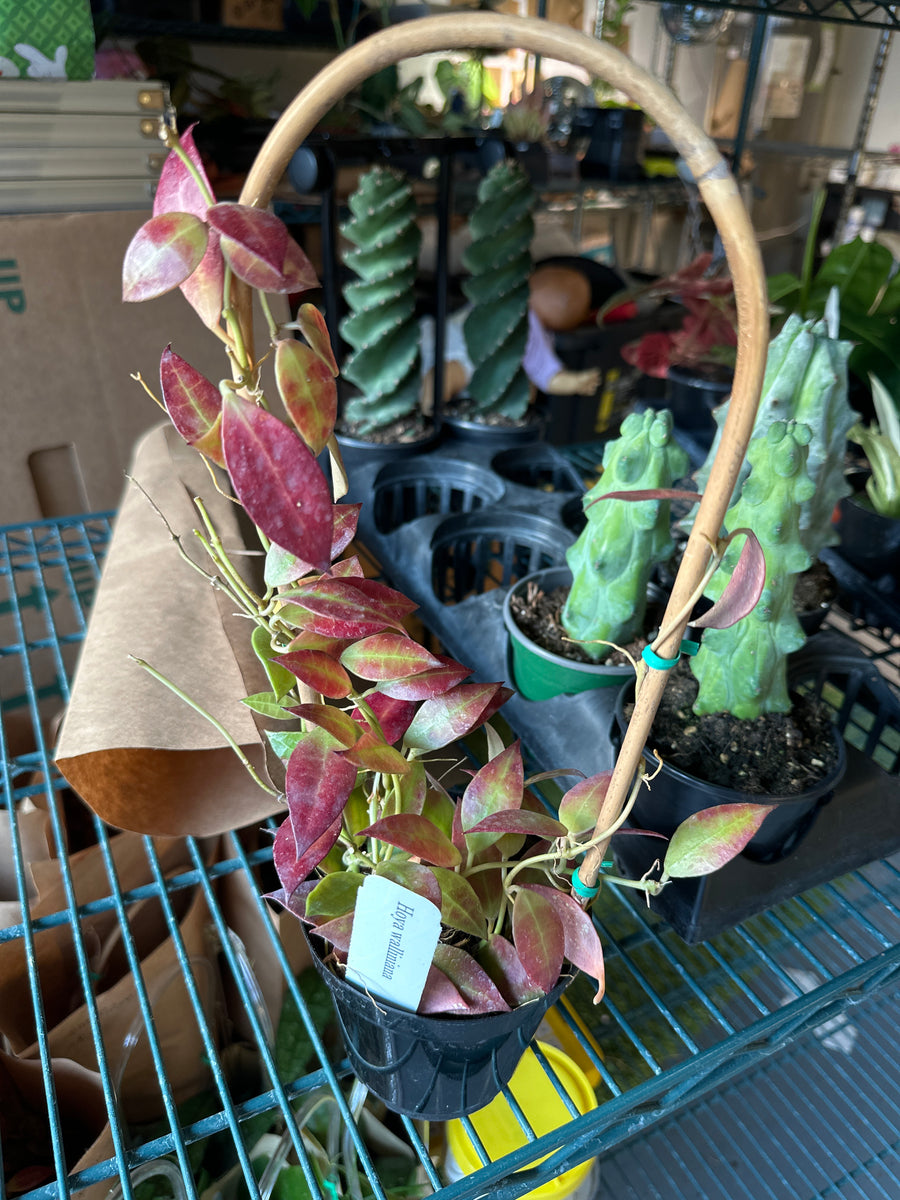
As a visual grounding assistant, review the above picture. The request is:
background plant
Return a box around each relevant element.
[848,375,900,518]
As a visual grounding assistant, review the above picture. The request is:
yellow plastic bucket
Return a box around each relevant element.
[444,1042,599,1200]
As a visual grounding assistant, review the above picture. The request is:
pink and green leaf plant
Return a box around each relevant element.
[122,125,770,1016]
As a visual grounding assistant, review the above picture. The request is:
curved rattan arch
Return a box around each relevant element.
[239,14,769,885]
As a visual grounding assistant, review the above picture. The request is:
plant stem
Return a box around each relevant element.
[129,656,280,796]
[193,497,263,615]
[799,189,826,318]
[259,292,281,343]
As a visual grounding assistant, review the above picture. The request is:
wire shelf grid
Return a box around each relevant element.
[2,515,900,1200]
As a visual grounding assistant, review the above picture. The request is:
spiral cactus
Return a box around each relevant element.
[339,166,422,434]
[462,160,536,420]
[562,409,689,661]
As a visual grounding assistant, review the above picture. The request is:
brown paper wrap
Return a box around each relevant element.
[55,422,285,836]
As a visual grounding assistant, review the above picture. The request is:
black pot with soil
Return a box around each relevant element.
[833,470,900,590]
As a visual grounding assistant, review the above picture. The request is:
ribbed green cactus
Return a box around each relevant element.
[462,160,535,420]
[694,312,856,558]
[339,166,422,434]
[691,421,815,718]
[562,409,689,661]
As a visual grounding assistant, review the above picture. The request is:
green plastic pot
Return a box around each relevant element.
[502,567,636,701]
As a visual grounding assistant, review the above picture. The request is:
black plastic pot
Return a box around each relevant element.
[307,930,573,1120]
[430,512,570,605]
[833,475,900,588]
[614,678,847,863]
[573,106,644,182]
[663,363,732,447]
[490,445,584,493]
[371,458,506,535]
[440,412,545,445]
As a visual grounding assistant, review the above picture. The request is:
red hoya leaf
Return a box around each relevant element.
[330,557,364,578]
[429,867,488,939]
[340,634,442,681]
[512,888,564,995]
[663,803,773,878]
[558,772,613,838]
[479,933,544,1006]
[693,530,766,630]
[275,339,337,456]
[296,303,339,376]
[378,658,472,701]
[272,813,343,898]
[153,125,213,219]
[122,212,209,302]
[277,649,352,698]
[281,577,406,638]
[403,682,506,751]
[352,693,417,745]
[278,239,319,294]
[286,630,351,657]
[222,392,333,571]
[159,346,224,465]
[265,504,361,588]
[207,202,289,291]
[266,878,316,922]
[431,944,510,1014]
[467,810,566,839]
[284,703,360,747]
[359,814,461,868]
[344,578,417,620]
[339,734,411,775]
[310,912,354,953]
[285,731,358,870]
[587,487,702,511]
[520,884,605,1000]
[461,742,524,855]
[418,965,472,1015]
[479,685,514,726]
[375,861,441,909]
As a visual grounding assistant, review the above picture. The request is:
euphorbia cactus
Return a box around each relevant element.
[691,421,815,718]
[340,166,423,433]
[562,408,689,660]
[462,159,535,419]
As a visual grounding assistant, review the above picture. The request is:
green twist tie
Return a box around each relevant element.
[642,645,680,671]
[680,637,700,657]
[571,869,601,899]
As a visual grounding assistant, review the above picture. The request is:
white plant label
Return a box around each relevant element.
[345,875,441,1011]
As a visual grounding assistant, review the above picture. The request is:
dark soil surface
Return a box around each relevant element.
[337,414,436,445]
[441,396,540,431]
[508,581,662,666]
[793,558,838,615]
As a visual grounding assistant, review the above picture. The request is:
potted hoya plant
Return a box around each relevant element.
[119,88,768,1118]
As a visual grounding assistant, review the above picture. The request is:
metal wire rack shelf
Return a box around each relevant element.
[2,514,900,1200]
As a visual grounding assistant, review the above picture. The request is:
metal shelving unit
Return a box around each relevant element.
[2,514,900,1200]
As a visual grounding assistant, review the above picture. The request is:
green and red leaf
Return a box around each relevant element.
[222,391,333,571]
[558,772,613,838]
[520,884,605,999]
[403,682,506,751]
[310,911,354,953]
[352,693,417,745]
[284,702,360,747]
[359,814,461,868]
[264,505,361,588]
[284,729,358,871]
[279,240,319,294]
[429,944,510,1014]
[375,861,441,909]
[429,867,488,939]
[296,302,339,375]
[478,933,544,1006]
[461,741,524,855]
[390,758,426,817]
[280,576,407,638]
[340,633,442,681]
[122,212,209,302]
[159,346,224,466]
[663,803,773,878]
[208,202,288,291]
[693,530,766,630]
[378,658,472,701]
[275,338,338,456]
[512,888,564,994]
[339,734,411,775]
[467,810,566,839]
[277,649,352,698]
[273,813,343,897]
[305,871,364,922]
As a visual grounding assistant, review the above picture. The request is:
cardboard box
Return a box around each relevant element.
[1,208,280,525]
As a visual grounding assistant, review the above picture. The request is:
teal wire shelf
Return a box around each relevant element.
[2,514,900,1200]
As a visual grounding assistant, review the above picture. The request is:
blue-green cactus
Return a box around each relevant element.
[562,408,689,661]
[691,421,815,718]
[339,166,422,434]
[462,160,535,420]
[693,312,856,559]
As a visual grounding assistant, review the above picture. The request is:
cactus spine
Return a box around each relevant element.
[693,312,856,558]
[691,421,815,718]
[462,160,535,419]
[562,409,689,661]
[339,167,422,434]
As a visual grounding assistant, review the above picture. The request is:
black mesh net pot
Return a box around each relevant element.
[430,511,571,605]
[371,458,506,535]
[490,445,585,493]
[307,929,574,1120]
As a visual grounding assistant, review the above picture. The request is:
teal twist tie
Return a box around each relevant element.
[642,644,680,670]
[571,869,601,899]
[680,637,700,657]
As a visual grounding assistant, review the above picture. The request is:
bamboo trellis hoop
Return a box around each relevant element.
[238,13,769,895]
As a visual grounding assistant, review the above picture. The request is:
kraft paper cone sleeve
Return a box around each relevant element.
[55,423,286,837]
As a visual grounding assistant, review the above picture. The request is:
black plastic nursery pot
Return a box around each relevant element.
[371,457,506,535]
[833,478,900,589]
[306,930,574,1120]
[430,512,569,606]
[503,566,645,702]
[439,410,546,445]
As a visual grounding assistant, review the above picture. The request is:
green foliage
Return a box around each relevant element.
[339,167,423,433]
[562,409,688,661]
[462,161,535,419]
[849,375,900,518]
